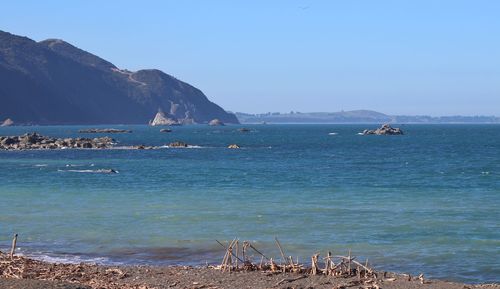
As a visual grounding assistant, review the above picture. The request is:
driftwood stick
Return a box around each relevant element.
[220,239,237,271]
[216,239,245,263]
[10,234,18,259]
[227,238,238,270]
[274,237,289,266]
[289,256,295,270]
[248,243,270,261]
[242,241,248,261]
[235,240,239,269]
[333,255,373,273]
[348,249,351,273]
[323,251,332,275]
[311,253,319,275]
[275,275,307,286]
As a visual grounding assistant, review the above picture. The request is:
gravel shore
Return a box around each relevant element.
[1,253,498,289]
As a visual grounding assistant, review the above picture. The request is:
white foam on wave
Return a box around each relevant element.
[23,252,119,265]
[58,169,119,174]
[357,132,364,135]
[65,163,95,167]
[328,132,338,135]
[34,164,48,167]
[166,145,205,149]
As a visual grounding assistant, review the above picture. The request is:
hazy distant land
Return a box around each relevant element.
[235,110,500,124]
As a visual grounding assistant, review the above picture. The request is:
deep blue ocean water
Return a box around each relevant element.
[0,124,498,283]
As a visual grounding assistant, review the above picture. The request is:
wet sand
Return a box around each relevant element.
[1,253,498,289]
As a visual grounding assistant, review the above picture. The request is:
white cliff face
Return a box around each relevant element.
[208,118,225,126]
[149,111,180,126]
[1,118,14,126]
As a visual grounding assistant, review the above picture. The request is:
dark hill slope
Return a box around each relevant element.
[0,30,238,124]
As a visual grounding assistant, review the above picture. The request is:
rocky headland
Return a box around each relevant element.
[0,30,239,125]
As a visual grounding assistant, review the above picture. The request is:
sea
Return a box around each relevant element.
[0,124,498,283]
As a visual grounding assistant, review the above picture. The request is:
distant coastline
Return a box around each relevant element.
[235,110,500,124]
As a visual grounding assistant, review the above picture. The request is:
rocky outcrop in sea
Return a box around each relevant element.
[167,141,189,148]
[149,110,181,126]
[362,124,404,135]
[0,133,115,150]
[1,118,14,126]
[208,119,225,126]
[78,128,132,133]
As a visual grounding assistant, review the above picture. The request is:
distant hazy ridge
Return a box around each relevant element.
[0,30,238,125]
[235,110,500,124]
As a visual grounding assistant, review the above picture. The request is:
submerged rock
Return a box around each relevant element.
[208,119,225,126]
[362,124,403,135]
[238,128,250,132]
[78,128,132,133]
[1,118,14,126]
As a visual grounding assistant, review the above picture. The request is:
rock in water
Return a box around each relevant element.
[208,119,225,126]
[362,124,404,135]
[227,144,240,149]
[78,128,132,133]
[0,133,115,150]
[150,110,181,126]
[168,141,189,148]
[238,128,250,132]
[1,118,14,126]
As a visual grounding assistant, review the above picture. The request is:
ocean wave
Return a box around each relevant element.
[65,163,95,167]
[58,169,119,174]
[328,132,338,135]
[165,145,204,149]
[22,252,118,265]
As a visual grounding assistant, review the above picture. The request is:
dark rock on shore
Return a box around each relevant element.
[208,119,225,126]
[78,128,132,133]
[1,118,14,126]
[362,124,404,135]
[0,133,115,150]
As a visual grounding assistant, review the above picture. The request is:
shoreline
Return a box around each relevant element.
[1,253,498,289]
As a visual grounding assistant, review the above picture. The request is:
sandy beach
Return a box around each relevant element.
[1,252,499,289]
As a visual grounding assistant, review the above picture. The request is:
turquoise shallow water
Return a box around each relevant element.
[0,124,498,283]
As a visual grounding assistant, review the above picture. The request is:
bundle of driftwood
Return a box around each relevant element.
[215,238,375,277]
[213,238,408,288]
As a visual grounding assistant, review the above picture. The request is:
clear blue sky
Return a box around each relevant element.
[2,0,499,115]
